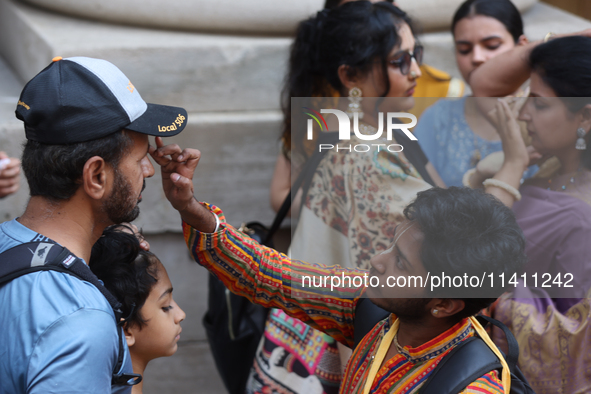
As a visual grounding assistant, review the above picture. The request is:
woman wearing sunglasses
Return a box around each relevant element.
[256,2,445,394]
[413,0,535,188]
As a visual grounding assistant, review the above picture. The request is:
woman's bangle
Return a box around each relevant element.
[462,168,478,188]
[482,179,522,201]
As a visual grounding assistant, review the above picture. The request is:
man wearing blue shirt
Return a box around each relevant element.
[0,57,188,393]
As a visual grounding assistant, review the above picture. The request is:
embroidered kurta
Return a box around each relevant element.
[185,204,504,394]
[493,185,591,393]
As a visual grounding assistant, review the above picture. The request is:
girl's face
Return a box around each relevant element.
[518,71,585,157]
[126,262,186,362]
[453,15,521,83]
[355,22,421,112]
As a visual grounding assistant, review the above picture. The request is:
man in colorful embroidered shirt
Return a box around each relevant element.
[150,141,526,394]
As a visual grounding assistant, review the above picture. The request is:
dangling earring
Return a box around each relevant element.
[346,87,364,120]
[576,128,587,150]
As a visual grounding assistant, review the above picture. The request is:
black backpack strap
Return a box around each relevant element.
[476,315,519,373]
[418,337,502,394]
[392,128,435,186]
[64,258,142,386]
[0,242,142,387]
[354,298,390,348]
[0,242,71,283]
[263,132,339,245]
[419,315,530,394]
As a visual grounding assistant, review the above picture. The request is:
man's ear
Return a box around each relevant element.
[338,64,361,91]
[123,321,136,348]
[429,299,465,319]
[82,156,108,200]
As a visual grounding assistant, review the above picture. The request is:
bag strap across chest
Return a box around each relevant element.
[0,241,141,386]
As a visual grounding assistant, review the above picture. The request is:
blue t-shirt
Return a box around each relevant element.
[0,219,132,393]
[414,97,537,187]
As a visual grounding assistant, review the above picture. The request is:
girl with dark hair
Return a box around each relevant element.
[413,0,533,187]
[90,225,186,394]
[467,34,591,393]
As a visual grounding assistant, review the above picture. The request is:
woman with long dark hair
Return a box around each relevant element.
[469,34,591,393]
[259,2,446,393]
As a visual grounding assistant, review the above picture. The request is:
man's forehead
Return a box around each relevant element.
[381,219,423,262]
[396,220,423,244]
[125,129,149,144]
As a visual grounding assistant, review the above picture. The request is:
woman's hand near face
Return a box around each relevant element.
[478,99,538,208]
[494,99,532,172]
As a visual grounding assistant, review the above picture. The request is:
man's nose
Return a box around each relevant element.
[142,156,155,178]
[369,254,386,275]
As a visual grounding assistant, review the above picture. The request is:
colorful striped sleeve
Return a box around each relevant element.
[183,202,369,347]
[460,370,505,394]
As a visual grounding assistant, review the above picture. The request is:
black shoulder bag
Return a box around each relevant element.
[203,133,339,394]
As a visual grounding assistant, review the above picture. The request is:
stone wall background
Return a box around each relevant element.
[542,0,591,21]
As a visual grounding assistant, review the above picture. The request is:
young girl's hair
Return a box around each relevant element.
[282,1,414,158]
[89,225,160,328]
[451,0,524,43]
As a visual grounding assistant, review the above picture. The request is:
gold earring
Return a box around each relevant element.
[346,87,364,120]
[432,309,439,316]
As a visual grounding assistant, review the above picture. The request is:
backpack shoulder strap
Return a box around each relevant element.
[0,242,124,317]
[0,242,141,386]
[476,315,519,373]
[418,337,502,394]
[354,298,390,348]
[0,242,72,283]
[392,128,435,186]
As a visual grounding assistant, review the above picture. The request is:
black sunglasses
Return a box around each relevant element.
[389,45,423,75]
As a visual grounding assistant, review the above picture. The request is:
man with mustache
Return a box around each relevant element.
[0,57,187,393]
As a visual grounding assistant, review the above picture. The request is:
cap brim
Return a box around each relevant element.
[125,103,187,137]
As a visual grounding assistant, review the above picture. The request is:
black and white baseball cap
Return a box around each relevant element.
[15,56,188,144]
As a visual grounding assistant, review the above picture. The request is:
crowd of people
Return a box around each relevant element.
[0,0,589,393]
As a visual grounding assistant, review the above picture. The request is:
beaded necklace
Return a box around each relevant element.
[547,168,581,191]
